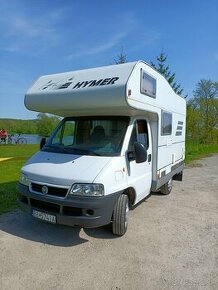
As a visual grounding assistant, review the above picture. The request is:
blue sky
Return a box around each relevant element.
[0,0,217,119]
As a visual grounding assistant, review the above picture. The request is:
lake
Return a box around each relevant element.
[10,134,42,144]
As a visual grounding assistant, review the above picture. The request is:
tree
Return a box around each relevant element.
[114,48,127,64]
[151,52,183,95]
[186,100,202,141]
[0,119,38,134]
[37,113,60,137]
[192,79,218,143]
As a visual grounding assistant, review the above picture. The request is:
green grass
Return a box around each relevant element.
[186,141,218,163]
[0,144,38,214]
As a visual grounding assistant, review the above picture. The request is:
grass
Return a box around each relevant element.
[0,142,217,215]
[185,141,218,163]
[0,144,38,214]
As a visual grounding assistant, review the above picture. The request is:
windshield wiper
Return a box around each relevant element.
[43,144,65,153]
[62,147,88,154]
[87,151,102,156]
[64,147,102,156]
[43,145,103,156]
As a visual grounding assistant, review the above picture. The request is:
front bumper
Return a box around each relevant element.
[17,183,122,228]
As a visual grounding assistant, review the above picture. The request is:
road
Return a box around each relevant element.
[0,155,218,290]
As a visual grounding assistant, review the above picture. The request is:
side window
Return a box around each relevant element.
[161,111,172,135]
[62,121,75,145]
[51,126,62,145]
[51,120,75,146]
[128,120,149,150]
[128,124,137,151]
[140,69,156,98]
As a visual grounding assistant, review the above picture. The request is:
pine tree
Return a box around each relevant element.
[114,48,127,64]
[151,52,183,95]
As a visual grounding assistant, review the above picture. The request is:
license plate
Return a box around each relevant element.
[32,209,56,224]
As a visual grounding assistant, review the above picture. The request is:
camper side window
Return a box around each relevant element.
[141,70,156,98]
[161,111,172,135]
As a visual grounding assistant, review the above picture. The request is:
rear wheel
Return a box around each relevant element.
[160,178,173,195]
[112,194,129,236]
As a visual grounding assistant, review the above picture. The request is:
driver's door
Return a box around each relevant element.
[127,119,152,204]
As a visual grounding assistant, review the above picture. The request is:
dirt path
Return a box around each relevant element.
[0,155,218,290]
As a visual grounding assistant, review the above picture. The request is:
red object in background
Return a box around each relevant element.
[0,129,8,137]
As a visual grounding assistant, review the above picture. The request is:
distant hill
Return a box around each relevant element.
[0,118,38,134]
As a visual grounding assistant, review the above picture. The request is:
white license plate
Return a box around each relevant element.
[32,209,56,224]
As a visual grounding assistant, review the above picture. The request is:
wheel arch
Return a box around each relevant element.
[123,187,136,207]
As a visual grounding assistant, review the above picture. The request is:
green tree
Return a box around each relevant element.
[114,48,127,64]
[186,100,201,142]
[37,113,60,137]
[192,79,218,143]
[151,52,183,95]
[0,119,38,134]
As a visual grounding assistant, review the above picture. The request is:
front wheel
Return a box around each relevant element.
[160,178,173,195]
[112,194,129,236]
[17,138,27,145]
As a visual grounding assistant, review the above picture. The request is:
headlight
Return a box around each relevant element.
[70,183,104,197]
[19,173,29,186]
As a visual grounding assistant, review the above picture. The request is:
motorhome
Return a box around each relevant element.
[18,61,186,236]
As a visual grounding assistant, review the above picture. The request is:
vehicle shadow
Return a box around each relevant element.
[150,191,164,196]
[84,224,119,240]
[0,209,117,247]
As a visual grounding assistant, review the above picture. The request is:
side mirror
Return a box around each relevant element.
[40,137,46,150]
[134,142,147,163]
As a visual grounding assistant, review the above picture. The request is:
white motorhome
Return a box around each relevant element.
[18,61,186,235]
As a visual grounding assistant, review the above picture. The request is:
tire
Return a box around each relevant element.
[7,137,12,144]
[17,138,27,145]
[160,178,173,195]
[112,194,129,236]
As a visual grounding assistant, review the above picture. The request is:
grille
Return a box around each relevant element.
[30,198,60,213]
[63,206,82,216]
[31,183,68,198]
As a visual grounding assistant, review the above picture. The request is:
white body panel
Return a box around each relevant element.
[22,151,112,187]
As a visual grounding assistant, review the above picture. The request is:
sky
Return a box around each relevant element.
[0,0,218,119]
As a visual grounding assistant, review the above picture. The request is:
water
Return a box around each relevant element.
[10,134,42,144]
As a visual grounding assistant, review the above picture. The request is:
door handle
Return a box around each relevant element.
[148,154,151,162]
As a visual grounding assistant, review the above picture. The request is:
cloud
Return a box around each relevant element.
[0,5,160,62]
[66,12,160,61]
[12,17,55,38]
[67,32,129,59]
[0,44,20,53]
[66,11,138,60]
[0,7,64,54]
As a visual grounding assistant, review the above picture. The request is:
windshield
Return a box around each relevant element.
[43,116,130,156]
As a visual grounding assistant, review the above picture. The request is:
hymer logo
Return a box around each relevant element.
[40,77,119,91]
[72,77,119,89]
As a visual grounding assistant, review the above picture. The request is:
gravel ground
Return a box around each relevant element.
[0,155,218,290]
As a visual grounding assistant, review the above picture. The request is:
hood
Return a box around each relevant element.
[22,151,112,186]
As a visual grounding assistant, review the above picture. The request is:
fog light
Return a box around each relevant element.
[86,209,94,216]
